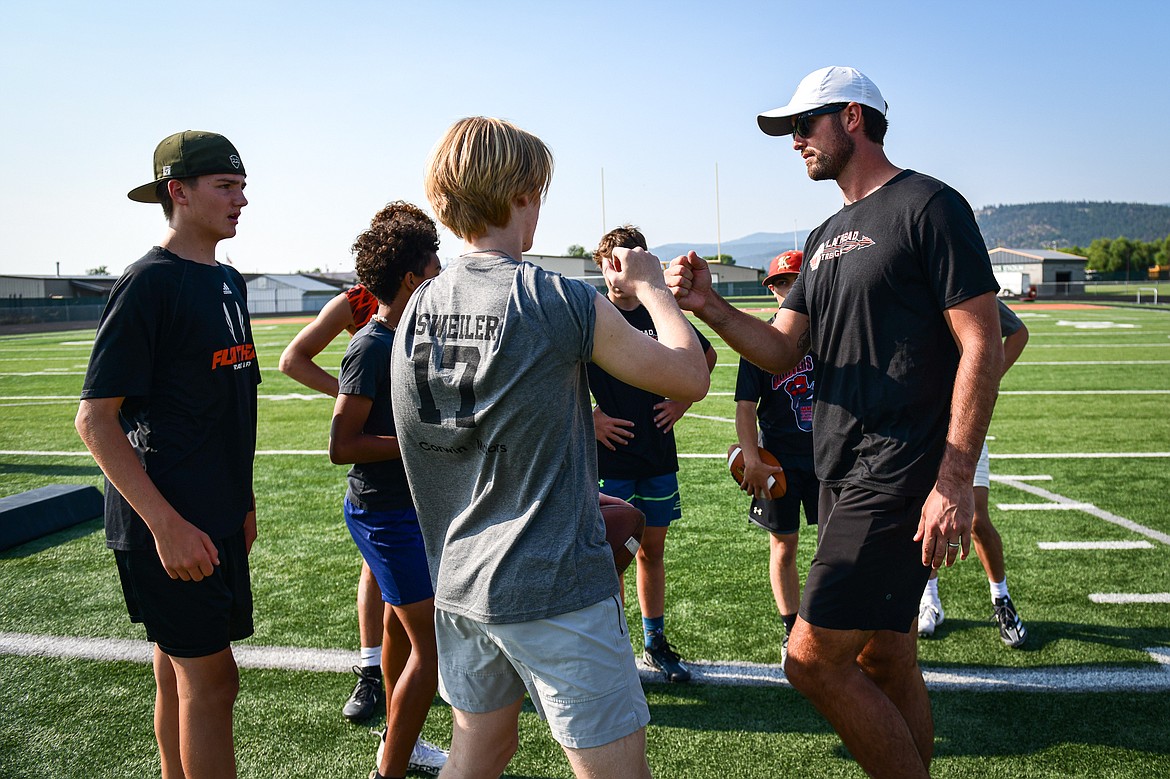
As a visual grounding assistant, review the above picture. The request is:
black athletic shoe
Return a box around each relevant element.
[342,665,384,722]
[643,632,692,683]
[992,596,1027,648]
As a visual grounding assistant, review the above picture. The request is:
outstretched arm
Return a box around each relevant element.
[666,251,809,375]
[278,292,356,397]
[591,248,710,403]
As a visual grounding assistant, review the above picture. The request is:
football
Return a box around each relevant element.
[599,494,645,574]
[727,443,787,499]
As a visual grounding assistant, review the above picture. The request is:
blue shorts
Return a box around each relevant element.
[343,498,434,607]
[599,474,681,528]
[114,525,253,658]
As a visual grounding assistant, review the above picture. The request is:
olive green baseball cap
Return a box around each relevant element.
[127,130,245,203]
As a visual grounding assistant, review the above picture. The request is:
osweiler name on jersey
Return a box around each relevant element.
[211,343,256,371]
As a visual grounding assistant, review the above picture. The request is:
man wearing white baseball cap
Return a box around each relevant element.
[668,67,1003,777]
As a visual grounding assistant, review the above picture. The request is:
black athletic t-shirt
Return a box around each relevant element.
[81,247,260,550]
[783,171,998,496]
[734,314,815,471]
[587,303,712,480]
[338,320,413,511]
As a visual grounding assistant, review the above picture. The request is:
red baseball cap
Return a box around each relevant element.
[762,250,803,287]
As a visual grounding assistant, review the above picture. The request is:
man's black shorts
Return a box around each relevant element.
[114,525,253,658]
[747,465,819,535]
[799,483,931,633]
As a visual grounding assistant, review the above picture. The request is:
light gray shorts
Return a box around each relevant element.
[434,595,650,749]
[974,441,991,489]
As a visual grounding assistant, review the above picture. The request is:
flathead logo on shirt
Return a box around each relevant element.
[211,297,255,371]
[808,230,876,271]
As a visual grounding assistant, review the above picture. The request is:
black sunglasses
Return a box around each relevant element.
[792,103,847,138]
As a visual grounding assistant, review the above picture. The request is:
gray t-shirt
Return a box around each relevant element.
[390,252,618,623]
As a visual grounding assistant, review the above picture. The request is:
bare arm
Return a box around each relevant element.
[1002,322,1029,375]
[328,393,402,465]
[591,248,710,402]
[665,251,809,375]
[915,291,1005,569]
[734,400,783,499]
[278,292,355,397]
[593,406,634,451]
[75,397,220,581]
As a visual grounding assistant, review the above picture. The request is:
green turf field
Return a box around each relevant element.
[2,302,1169,777]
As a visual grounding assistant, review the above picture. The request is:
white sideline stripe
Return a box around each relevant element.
[990,452,1170,459]
[1016,360,1170,365]
[993,475,1052,481]
[1039,541,1154,550]
[993,476,1170,546]
[998,502,1096,511]
[1089,593,1170,604]
[1000,390,1170,395]
[5,450,1169,462]
[687,414,734,423]
[3,632,1168,692]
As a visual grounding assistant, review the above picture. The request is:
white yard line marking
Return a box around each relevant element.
[998,502,1096,511]
[991,452,1170,459]
[999,390,1170,395]
[1015,360,1170,365]
[1039,541,1154,550]
[3,631,1167,692]
[687,414,735,423]
[1089,593,1170,604]
[992,475,1170,546]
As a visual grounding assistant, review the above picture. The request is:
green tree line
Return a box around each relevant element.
[1061,235,1170,274]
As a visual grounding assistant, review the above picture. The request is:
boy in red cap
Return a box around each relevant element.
[733,250,819,665]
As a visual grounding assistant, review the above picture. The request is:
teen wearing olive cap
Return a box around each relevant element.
[732,250,818,666]
[76,130,258,779]
[668,67,1002,778]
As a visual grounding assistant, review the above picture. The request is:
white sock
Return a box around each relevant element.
[359,645,382,668]
[924,577,939,599]
[989,579,1009,601]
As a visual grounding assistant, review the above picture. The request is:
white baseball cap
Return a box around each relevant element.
[757,66,887,137]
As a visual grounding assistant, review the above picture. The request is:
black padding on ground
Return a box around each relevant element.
[0,484,103,551]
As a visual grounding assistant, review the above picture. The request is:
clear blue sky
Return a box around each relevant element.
[1,0,1166,276]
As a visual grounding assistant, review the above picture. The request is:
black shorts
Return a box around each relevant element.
[114,525,253,658]
[800,483,931,633]
[748,466,819,535]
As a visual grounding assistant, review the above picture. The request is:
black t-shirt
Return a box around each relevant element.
[734,314,815,471]
[783,171,999,496]
[338,320,413,511]
[81,248,260,550]
[587,303,712,479]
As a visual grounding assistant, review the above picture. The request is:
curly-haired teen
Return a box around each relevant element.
[329,202,448,777]
[391,117,710,778]
[279,204,442,729]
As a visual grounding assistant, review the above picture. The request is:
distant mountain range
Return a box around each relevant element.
[974,202,1170,249]
[653,202,1170,271]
